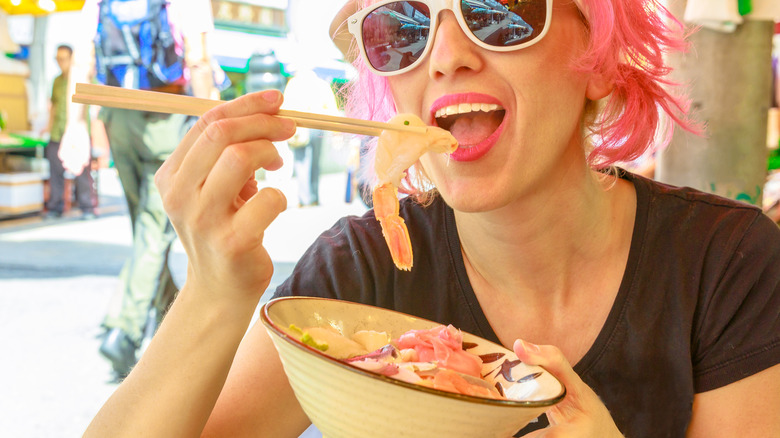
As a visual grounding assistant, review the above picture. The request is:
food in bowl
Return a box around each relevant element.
[290,323,523,400]
[262,297,566,438]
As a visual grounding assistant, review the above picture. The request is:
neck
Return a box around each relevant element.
[455,168,635,306]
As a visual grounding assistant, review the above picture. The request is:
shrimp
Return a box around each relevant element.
[373,113,458,271]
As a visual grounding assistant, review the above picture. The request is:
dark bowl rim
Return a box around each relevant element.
[261,296,567,408]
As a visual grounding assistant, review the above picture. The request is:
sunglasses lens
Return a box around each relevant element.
[362,1,431,73]
[461,0,547,47]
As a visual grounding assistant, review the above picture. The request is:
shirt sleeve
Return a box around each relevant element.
[692,211,780,392]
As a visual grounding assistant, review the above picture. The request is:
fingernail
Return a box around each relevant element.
[263,90,281,103]
[520,339,540,354]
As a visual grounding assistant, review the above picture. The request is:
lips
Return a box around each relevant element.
[431,94,506,162]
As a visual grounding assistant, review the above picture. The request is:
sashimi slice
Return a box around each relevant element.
[395,325,483,377]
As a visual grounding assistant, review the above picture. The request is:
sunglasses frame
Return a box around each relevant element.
[347,0,554,76]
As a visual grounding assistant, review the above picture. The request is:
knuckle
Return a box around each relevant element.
[203,119,230,143]
[200,104,226,126]
[154,165,168,188]
[194,114,212,134]
[222,144,252,171]
[160,185,180,212]
[542,344,567,363]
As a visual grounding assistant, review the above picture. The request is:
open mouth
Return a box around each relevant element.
[434,103,506,147]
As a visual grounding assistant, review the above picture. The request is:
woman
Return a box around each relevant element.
[84,0,780,436]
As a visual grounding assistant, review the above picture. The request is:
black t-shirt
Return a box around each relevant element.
[273,172,780,437]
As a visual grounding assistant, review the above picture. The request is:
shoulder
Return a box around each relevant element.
[273,196,450,300]
[629,172,780,283]
[619,172,780,393]
[273,210,387,300]
[314,197,447,260]
[628,171,771,239]
[397,193,448,224]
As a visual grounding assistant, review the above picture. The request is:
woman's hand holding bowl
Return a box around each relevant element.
[514,340,625,437]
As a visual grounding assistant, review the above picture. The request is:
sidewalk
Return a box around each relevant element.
[0,168,367,437]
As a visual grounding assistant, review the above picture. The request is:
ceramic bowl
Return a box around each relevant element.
[261,296,566,438]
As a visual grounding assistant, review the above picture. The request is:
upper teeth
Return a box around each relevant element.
[435,103,501,119]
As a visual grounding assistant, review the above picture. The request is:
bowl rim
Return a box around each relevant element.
[261,296,567,408]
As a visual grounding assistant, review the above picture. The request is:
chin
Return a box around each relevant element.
[437,185,504,214]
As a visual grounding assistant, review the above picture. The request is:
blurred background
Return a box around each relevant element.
[0,0,778,436]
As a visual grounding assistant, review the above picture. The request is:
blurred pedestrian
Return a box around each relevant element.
[282,67,339,207]
[42,44,95,220]
[68,0,222,380]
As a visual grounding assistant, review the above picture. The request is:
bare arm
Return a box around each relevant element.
[44,101,53,135]
[185,31,218,99]
[202,319,311,437]
[686,363,780,437]
[83,90,301,437]
[84,284,261,437]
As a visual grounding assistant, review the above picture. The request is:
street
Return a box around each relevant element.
[0,168,367,437]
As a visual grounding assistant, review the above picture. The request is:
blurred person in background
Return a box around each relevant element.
[282,67,340,207]
[42,44,96,220]
[66,0,222,380]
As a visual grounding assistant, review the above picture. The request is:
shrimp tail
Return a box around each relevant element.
[373,183,413,271]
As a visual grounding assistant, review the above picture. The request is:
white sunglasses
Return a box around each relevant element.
[347,0,554,76]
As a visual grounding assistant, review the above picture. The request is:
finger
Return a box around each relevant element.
[234,187,287,240]
[238,177,259,203]
[201,139,284,208]
[513,339,584,399]
[179,113,295,191]
[164,90,285,175]
[521,429,549,438]
[520,425,575,438]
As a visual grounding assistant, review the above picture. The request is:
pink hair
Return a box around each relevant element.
[339,0,700,189]
[575,0,700,168]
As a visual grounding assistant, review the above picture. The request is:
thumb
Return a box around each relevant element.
[513,339,588,422]
[513,339,582,393]
[521,429,551,438]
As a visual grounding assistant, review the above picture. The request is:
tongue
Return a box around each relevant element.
[448,112,501,146]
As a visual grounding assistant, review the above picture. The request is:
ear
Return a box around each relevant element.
[586,71,613,101]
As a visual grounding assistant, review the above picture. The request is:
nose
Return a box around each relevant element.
[427,10,484,79]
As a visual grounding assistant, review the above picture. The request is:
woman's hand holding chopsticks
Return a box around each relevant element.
[156,89,295,306]
[85,89,297,437]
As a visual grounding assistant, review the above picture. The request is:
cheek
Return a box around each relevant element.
[387,75,423,114]
[417,154,442,184]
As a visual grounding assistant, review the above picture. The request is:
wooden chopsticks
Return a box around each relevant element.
[72,83,427,137]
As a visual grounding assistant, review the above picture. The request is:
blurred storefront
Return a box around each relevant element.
[0,0,355,216]
[210,0,353,100]
[1,0,352,123]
